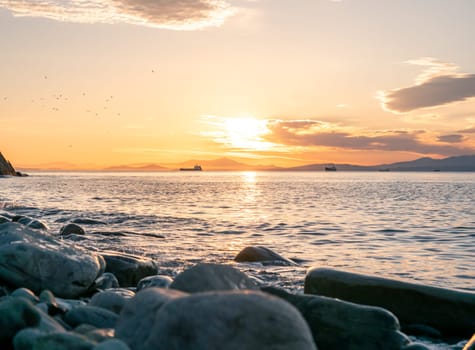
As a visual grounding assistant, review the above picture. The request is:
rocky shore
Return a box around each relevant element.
[0,216,474,350]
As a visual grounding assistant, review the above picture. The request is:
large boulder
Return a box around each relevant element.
[115,288,187,350]
[263,286,409,350]
[235,246,296,265]
[0,222,105,298]
[102,253,158,287]
[304,268,475,338]
[141,291,317,350]
[170,263,259,293]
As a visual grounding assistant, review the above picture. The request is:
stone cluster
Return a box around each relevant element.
[0,218,474,350]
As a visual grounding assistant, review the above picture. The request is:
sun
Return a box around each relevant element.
[224,117,271,150]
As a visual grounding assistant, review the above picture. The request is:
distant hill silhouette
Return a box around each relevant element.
[286,155,475,172]
[12,154,475,172]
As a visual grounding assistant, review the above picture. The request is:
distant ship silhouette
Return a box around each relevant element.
[180,165,202,171]
[324,165,337,171]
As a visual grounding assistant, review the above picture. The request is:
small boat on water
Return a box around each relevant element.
[180,165,202,171]
[324,165,337,171]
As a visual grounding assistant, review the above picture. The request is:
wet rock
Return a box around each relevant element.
[11,287,39,303]
[0,215,10,224]
[115,288,186,350]
[64,305,118,329]
[170,263,259,293]
[304,268,475,338]
[89,290,133,314]
[15,331,96,350]
[0,222,105,298]
[136,275,173,291]
[263,286,409,350]
[12,328,44,350]
[16,216,49,230]
[93,273,120,290]
[235,246,296,265]
[102,253,158,287]
[60,223,86,236]
[0,298,40,344]
[142,291,317,350]
[93,339,130,350]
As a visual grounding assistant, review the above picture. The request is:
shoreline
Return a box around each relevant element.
[0,213,474,349]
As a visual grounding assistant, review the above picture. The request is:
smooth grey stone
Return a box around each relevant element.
[16,216,49,230]
[304,268,475,338]
[55,298,87,312]
[143,291,317,350]
[11,287,39,303]
[38,290,66,316]
[0,298,40,343]
[115,288,187,350]
[0,215,9,224]
[136,275,173,291]
[60,223,86,236]
[235,246,297,265]
[36,307,67,333]
[89,290,132,314]
[93,273,119,290]
[0,222,105,298]
[263,286,409,350]
[102,253,158,287]
[170,263,259,293]
[13,328,44,350]
[464,334,475,350]
[93,339,130,350]
[64,305,118,329]
[16,331,96,350]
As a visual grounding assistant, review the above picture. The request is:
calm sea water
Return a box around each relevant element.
[0,171,474,294]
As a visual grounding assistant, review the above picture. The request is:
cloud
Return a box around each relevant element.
[0,0,235,30]
[437,134,464,143]
[379,58,475,114]
[457,127,475,134]
[264,119,473,156]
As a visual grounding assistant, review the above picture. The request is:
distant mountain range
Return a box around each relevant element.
[15,154,475,172]
[286,155,475,172]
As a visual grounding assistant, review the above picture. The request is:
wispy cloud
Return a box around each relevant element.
[379,58,475,114]
[437,134,464,143]
[263,119,474,156]
[0,0,235,30]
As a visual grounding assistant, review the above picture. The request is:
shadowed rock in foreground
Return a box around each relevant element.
[304,268,475,338]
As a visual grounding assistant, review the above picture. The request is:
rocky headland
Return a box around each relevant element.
[0,152,24,177]
[0,216,474,350]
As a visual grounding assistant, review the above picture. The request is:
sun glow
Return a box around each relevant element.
[223,117,272,150]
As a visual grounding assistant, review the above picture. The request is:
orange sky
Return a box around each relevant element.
[1,1,475,169]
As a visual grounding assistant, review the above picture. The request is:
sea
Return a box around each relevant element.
[1,171,474,348]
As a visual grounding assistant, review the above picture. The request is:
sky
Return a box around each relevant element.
[1,0,475,169]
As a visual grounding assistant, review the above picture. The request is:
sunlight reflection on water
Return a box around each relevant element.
[0,171,474,292]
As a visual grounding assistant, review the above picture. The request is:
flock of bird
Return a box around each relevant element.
[1,69,157,119]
